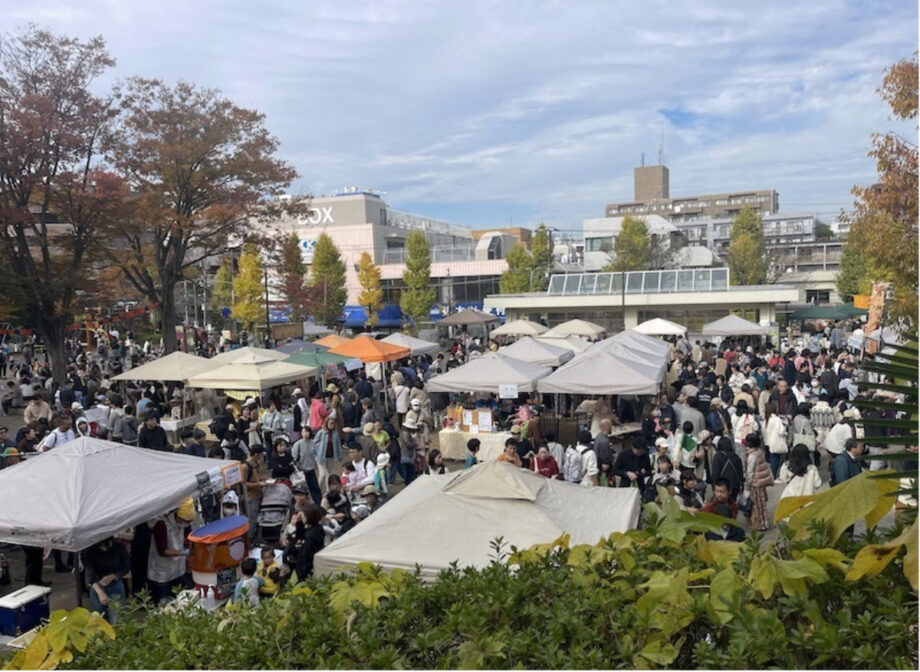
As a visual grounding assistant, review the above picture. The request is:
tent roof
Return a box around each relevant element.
[633,317,687,336]
[328,335,411,363]
[314,334,352,349]
[535,335,591,354]
[0,437,239,551]
[538,349,662,395]
[211,346,288,363]
[491,319,548,337]
[543,318,606,339]
[702,314,768,336]
[314,461,641,581]
[498,336,574,367]
[111,351,219,382]
[437,308,500,326]
[284,351,352,368]
[427,352,552,393]
[381,332,440,356]
[302,322,333,337]
[788,303,867,320]
[186,359,317,390]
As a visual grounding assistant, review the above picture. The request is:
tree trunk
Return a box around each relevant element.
[37,318,69,387]
[161,290,179,354]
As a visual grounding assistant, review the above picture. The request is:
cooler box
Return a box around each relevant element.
[188,515,249,600]
[0,585,51,636]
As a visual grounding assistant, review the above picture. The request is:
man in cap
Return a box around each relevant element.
[147,498,195,603]
[361,485,383,514]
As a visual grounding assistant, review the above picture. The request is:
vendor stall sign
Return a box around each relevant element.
[499,384,519,399]
[221,463,243,487]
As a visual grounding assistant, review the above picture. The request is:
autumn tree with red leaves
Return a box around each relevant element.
[103,78,297,353]
[0,25,121,382]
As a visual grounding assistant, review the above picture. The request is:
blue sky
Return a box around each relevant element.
[3,0,916,234]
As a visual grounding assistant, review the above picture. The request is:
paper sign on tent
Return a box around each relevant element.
[498,384,518,399]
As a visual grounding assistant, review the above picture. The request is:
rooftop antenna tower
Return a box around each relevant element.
[640,152,645,167]
[658,126,664,165]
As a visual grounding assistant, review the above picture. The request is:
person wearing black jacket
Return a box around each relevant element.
[710,437,744,500]
[138,414,171,451]
[287,505,326,581]
[84,537,130,624]
[613,436,652,493]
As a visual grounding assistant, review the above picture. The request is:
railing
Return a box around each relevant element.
[382,245,477,265]
[546,268,730,296]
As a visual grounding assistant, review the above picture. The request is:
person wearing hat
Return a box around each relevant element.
[397,418,422,485]
[373,452,390,498]
[360,484,382,514]
[147,498,195,604]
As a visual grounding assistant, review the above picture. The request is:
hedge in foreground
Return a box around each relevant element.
[41,479,915,670]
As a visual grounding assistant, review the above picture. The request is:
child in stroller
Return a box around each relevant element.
[256,480,293,545]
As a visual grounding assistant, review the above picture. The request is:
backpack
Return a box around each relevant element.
[735,413,759,445]
[718,454,742,491]
[227,441,247,462]
[564,445,589,483]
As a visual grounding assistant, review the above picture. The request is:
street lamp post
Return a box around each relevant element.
[263,266,271,347]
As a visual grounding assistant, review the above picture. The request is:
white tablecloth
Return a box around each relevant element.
[437,430,512,462]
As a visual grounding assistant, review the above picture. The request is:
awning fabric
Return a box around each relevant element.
[437,309,500,326]
[314,461,641,581]
[111,351,219,382]
[490,319,548,337]
[0,437,239,552]
[499,336,574,367]
[328,335,411,363]
[381,333,441,356]
[633,317,687,336]
[426,352,552,393]
[702,314,768,336]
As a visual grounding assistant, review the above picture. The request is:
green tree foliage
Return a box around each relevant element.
[727,207,766,285]
[842,53,918,325]
[210,257,234,311]
[66,486,917,670]
[528,223,553,291]
[231,245,264,330]
[836,244,869,302]
[602,216,653,272]
[400,230,436,331]
[499,243,532,293]
[356,252,383,329]
[275,231,311,321]
[814,222,834,240]
[309,233,347,327]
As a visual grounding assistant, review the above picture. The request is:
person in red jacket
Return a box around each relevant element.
[531,444,561,479]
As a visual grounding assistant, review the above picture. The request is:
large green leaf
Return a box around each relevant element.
[846,520,917,589]
[708,568,738,624]
[748,554,828,599]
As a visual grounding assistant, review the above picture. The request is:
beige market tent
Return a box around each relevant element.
[535,335,591,354]
[437,308,499,327]
[314,461,642,580]
[490,319,549,337]
[426,352,551,394]
[211,346,289,363]
[702,314,768,336]
[543,318,606,339]
[381,332,440,356]
[633,317,687,337]
[0,437,238,552]
[537,349,663,395]
[186,357,317,390]
[111,351,220,382]
[499,336,574,367]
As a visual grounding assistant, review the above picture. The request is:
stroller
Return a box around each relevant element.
[256,481,293,545]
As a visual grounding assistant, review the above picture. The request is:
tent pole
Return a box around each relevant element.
[74,551,83,607]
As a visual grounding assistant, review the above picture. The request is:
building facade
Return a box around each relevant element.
[605,163,779,223]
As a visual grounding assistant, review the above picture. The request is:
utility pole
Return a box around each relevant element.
[263,266,271,346]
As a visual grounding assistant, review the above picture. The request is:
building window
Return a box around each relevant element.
[805,290,830,304]
[586,237,612,252]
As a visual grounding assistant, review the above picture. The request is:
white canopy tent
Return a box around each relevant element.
[537,349,663,395]
[302,322,333,337]
[543,319,606,340]
[490,319,548,337]
[498,336,574,367]
[633,317,687,336]
[0,437,239,552]
[426,352,551,394]
[111,351,220,382]
[536,335,591,354]
[702,314,768,336]
[211,346,289,363]
[314,461,641,580]
[381,332,440,356]
[186,356,317,390]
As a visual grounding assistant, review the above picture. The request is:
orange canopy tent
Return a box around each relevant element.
[314,334,351,349]
[329,335,411,363]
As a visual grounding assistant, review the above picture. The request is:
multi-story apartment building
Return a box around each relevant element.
[605,163,779,223]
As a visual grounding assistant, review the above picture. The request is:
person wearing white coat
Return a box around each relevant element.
[762,402,788,477]
[778,444,823,499]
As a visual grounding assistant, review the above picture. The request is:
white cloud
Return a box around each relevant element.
[2,0,915,229]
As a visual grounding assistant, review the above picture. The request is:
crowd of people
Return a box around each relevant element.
[0,316,913,619]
